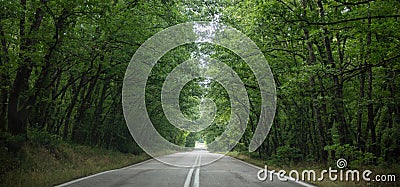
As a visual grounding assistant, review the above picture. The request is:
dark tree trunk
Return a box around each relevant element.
[357,57,366,151]
[317,0,351,145]
[366,15,377,155]
[72,63,102,143]
[301,0,327,162]
[0,25,9,131]
[91,78,109,145]
[64,75,85,139]
[8,0,44,136]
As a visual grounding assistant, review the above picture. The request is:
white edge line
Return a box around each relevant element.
[54,158,154,187]
[226,155,317,187]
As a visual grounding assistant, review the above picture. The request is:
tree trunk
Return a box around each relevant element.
[8,0,44,136]
[91,78,109,145]
[302,0,327,161]
[366,14,377,155]
[72,63,102,143]
[63,75,84,139]
[0,25,9,131]
[357,56,366,151]
[316,0,351,145]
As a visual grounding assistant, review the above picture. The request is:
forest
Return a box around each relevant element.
[0,0,399,185]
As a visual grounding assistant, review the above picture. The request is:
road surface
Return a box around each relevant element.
[56,150,314,187]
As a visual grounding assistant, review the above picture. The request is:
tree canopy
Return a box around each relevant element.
[1,0,399,167]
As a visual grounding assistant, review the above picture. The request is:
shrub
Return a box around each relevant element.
[324,144,376,168]
[268,145,302,166]
[28,128,60,151]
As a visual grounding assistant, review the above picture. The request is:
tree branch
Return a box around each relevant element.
[333,0,374,6]
[293,15,400,25]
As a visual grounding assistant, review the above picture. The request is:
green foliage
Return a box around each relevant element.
[379,127,400,163]
[224,0,400,167]
[0,132,22,175]
[28,128,60,150]
[185,132,200,147]
[5,134,26,153]
[0,0,399,178]
[233,143,247,152]
[268,145,302,167]
[324,144,376,167]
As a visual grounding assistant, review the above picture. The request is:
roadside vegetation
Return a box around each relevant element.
[0,130,149,187]
[228,151,399,187]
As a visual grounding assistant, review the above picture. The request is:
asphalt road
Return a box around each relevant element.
[56,150,315,187]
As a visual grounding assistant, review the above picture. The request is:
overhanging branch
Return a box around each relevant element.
[293,15,400,26]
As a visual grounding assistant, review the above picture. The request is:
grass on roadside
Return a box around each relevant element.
[227,151,399,187]
[0,143,149,187]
